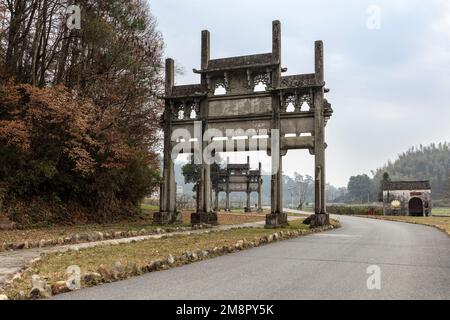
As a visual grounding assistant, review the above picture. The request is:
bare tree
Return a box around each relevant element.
[294,173,313,210]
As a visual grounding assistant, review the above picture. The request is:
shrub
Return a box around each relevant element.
[0,83,160,226]
[327,205,383,216]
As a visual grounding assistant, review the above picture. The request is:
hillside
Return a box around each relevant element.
[372,143,450,201]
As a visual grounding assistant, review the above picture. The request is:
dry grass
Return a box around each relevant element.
[0,209,267,247]
[0,215,161,245]
[181,211,267,225]
[361,215,450,236]
[3,219,337,298]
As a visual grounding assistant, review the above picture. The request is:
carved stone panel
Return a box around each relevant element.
[280,117,315,136]
[209,96,272,117]
[208,119,272,137]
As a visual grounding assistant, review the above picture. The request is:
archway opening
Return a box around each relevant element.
[214,85,226,95]
[409,198,424,217]
[254,81,267,92]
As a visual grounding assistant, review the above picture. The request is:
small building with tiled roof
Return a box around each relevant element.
[382,181,432,216]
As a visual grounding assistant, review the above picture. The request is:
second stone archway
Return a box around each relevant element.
[213,157,263,213]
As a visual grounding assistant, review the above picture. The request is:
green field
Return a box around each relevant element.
[140,203,159,212]
[432,207,450,216]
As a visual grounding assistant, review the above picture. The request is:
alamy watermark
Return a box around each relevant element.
[66,5,81,30]
[366,5,382,30]
[366,265,381,290]
[171,122,282,173]
[66,265,81,290]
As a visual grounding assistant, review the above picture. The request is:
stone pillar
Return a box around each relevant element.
[245,189,251,213]
[225,181,230,212]
[190,90,218,225]
[257,189,263,212]
[257,162,263,212]
[158,181,164,212]
[310,41,329,227]
[272,20,281,84]
[266,149,287,228]
[201,29,210,88]
[214,190,219,211]
[204,160,213,213]
[266,108,287,225]
[276,153,284,215]
[201,30,210,70]
[245,156,251,212]
[265,21,287,228]
[154,59,181,224]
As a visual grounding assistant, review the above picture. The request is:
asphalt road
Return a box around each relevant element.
[53,213,450,300]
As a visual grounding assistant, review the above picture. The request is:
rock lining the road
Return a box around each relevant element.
[0,225,197,253]
[0,217,301,297]
[8,221,337,300]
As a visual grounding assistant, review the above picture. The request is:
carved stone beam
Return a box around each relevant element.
[168,101,176,120]
[279,91,285,112]
[266,68,272,89]
[183,101,190,120]
[206,74,212,93]
[246,69,253,90]
[294,91,300,112]
[224,72,230,92]
[193,98,201,117]
[309,88,315,111]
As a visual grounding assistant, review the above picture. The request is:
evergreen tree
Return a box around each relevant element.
[372,142,450,200]
[443,159,450,203]
[182,155,222,194]
[378,172,391,202]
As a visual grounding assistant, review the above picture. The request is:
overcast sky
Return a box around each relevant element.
[149,0,450,187]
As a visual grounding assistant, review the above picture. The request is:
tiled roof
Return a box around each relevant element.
[383,181,431,191]
[280,74,320,88]
[206,53,274,71]
[170,84,205,97]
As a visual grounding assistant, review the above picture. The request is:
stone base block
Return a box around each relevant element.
[191,212,218,225]
[153,211,182,225]
[308,214,330,228]
[265,212,288,228]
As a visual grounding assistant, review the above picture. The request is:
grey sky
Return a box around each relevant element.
[149,0,450,187]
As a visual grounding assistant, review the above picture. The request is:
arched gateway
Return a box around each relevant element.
[154,21,334,228]
[409,198,424,217]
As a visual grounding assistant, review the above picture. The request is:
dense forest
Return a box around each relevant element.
[372,143,450,202]
[0,0,164,226]
[343,143,450,204]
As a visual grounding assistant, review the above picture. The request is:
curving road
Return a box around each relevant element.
[53,212,450,300]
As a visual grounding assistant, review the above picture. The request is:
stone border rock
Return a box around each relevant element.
[2,222,339,300]
[0,255,42,300]
[0,225,202,253]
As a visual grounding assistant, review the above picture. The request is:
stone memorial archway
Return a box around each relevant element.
[154,21,333,228]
